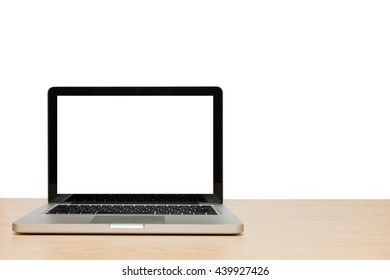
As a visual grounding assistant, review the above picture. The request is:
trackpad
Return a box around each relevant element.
[91,216,165,224]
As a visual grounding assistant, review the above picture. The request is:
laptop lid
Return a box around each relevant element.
[48,87,223,204]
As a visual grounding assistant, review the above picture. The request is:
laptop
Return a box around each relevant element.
[12,87,244,234]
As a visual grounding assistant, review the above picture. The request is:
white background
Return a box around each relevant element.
[1,0,390,198]
[1,260,390,280]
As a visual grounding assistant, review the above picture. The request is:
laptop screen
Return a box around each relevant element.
[57,95,214,194]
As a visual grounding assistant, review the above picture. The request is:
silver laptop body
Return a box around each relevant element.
[13,87,243,234]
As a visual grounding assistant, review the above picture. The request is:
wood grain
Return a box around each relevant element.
[1,198,390,259]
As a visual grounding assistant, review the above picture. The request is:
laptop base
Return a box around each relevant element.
[12,204,244,235]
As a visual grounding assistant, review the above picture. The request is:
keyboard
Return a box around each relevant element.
[46,205,217,215]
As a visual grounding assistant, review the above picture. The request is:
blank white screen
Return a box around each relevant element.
[57,95,213,194]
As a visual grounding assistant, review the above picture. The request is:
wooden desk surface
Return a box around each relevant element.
[1,198,390,260]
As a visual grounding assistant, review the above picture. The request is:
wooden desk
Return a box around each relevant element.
[1,198,390,259]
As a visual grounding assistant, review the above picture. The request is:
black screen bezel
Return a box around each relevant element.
[48,87,223,203]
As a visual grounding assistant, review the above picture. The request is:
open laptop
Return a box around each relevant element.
[13,87,243,234]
